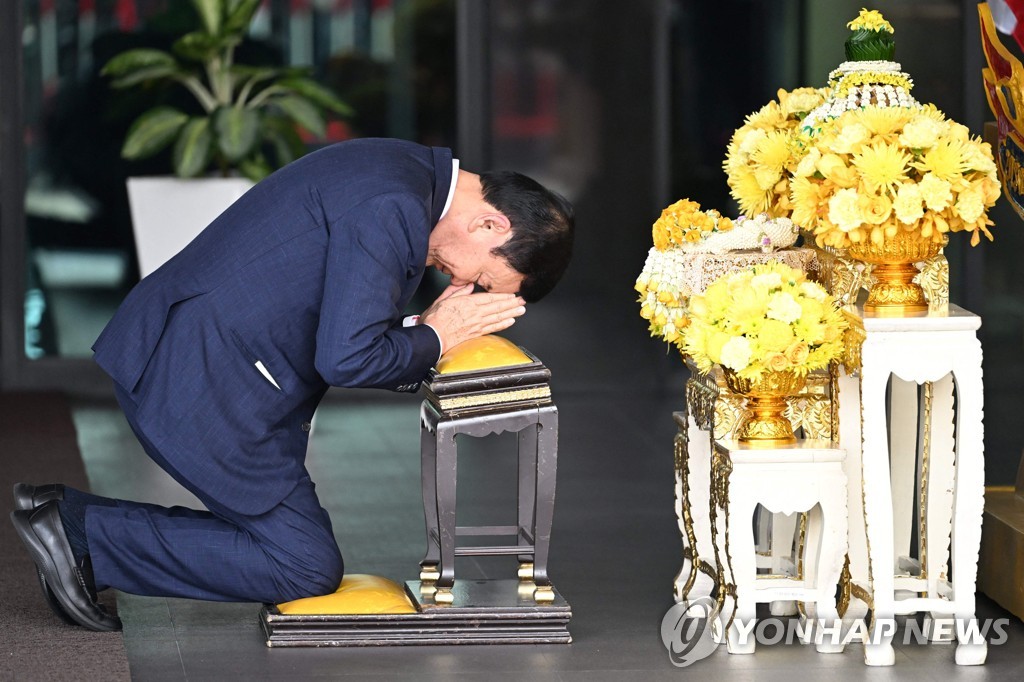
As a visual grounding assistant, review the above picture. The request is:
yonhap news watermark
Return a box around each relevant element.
[661,597,1011,667]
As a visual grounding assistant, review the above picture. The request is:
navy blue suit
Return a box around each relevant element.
[87,139,452,602]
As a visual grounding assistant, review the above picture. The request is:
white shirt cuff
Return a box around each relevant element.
[403,315,444,361]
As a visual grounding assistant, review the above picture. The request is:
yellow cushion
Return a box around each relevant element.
[276,574,416,615]
[436,335,532,374]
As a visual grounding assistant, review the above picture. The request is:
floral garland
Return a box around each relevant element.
[652,198,734,250]
[723,87,828,217]
[681,261,848,380]
[790,105,1000,249]
[636,248,691,345]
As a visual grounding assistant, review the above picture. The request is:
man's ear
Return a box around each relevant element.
[469,212,511,237]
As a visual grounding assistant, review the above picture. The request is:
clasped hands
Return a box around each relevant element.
[420,284,526,353]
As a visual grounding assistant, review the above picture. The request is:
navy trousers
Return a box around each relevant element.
[84,385,344,603]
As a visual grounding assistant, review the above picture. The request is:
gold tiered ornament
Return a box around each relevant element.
[721,368,807,444]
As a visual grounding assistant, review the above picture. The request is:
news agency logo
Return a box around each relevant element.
[660,597,719,667]
[660,599,1012,668]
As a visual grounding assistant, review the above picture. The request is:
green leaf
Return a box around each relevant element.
[238,153,273,182]
[110,64,181,89]
[121,107,188,160]
[191,0,221,36]
[173,31,224,63]
[271,95,326,138]
[223,0,261,36]
[173,117,214,177]
[263,115,306,168]
[278,78,354,116]
[214,107,260,162]
[102,49,177,77]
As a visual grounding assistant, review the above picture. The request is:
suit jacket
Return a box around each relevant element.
[93,138,452,515]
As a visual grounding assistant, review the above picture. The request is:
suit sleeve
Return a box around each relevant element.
[314,193,441,390]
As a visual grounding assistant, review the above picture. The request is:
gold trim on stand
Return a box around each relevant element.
[837,555,853,618]
[918,381,933,581]
[916,254,949,314]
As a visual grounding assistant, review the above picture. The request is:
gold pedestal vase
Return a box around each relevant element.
[723,369,806,446]
[847,231,946,315]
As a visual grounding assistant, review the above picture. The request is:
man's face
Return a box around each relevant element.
[428,225,525,294]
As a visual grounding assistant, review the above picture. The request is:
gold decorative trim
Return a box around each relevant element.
[436,386,551,410]
[918,381,932,581]
[840,308,866,374]
[837,555,852,618]
[915,253,949,312]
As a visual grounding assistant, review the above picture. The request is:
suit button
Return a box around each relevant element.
[301,421,312,432]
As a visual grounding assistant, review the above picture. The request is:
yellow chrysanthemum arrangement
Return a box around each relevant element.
[682,262,848,380]
[790,105,1000,249]
[847,8,894,34]
[652,198,734,250]
[724,87,828,217]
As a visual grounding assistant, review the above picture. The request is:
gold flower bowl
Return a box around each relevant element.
[723,368,806,446]
[847,230,947,315]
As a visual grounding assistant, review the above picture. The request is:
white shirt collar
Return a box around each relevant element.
[439,159,459,220]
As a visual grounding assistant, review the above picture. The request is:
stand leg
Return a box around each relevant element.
[517,424,538,576]
[532,407,558,603]
[861,363,896,667]
[419,406,440,582]
[952,342,987,665]
[434,423,458,604]
[726,497,758,655]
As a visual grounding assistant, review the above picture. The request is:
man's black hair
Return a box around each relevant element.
[479,170,575,303]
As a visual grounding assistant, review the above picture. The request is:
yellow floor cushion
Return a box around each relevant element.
[436,335,532,374]
[276,574,417,615]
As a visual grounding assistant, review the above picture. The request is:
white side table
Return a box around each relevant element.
[847,304,986,666]
[713,439,848,654]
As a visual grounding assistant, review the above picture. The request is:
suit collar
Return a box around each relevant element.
[430,146,454,225]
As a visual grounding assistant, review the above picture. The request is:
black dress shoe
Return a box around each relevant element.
[11,484,76,626]
[10,502,121,631]
[13,483,64,511]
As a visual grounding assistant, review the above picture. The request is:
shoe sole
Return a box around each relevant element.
[10,510,121,632]
[12,485,77,627]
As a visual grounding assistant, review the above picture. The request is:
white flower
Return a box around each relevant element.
[767,292,803,324]
[720,336,752,371]
[800,281,828,302]
[751,272,783,292]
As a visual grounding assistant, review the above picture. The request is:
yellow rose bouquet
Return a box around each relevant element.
[724,87,828,217]
[791,105,1000,250]
[681,261,848,380]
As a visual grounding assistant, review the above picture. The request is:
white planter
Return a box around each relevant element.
[126,176,254,277]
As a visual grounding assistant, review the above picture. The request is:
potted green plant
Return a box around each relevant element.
[102,0,352,275]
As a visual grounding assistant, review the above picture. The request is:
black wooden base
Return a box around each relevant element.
[260,579,571,647]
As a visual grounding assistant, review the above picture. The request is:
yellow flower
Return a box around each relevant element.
[652,222,671,251]
[858,192,893,225]
[898,116,944,149]
[720,336,752,371]
[779,87,826,118]
[919,173,953,211]
[913,137,967,181]
[960,140,997,175]
[854,107,911,139]
[717,216,734,232]
[828,188,864,232]
[765,352,791,372]
[847,8,894,33]
[745,101,786,129]
[784,341,810,365]
[759,319,795,352]
[790,176,830,227]
[800,281,828,302]
[795,147,822,177]
[751,272,783,292]
[852,140,912,193]
[829,122,871,155]
[892,182,925,224]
